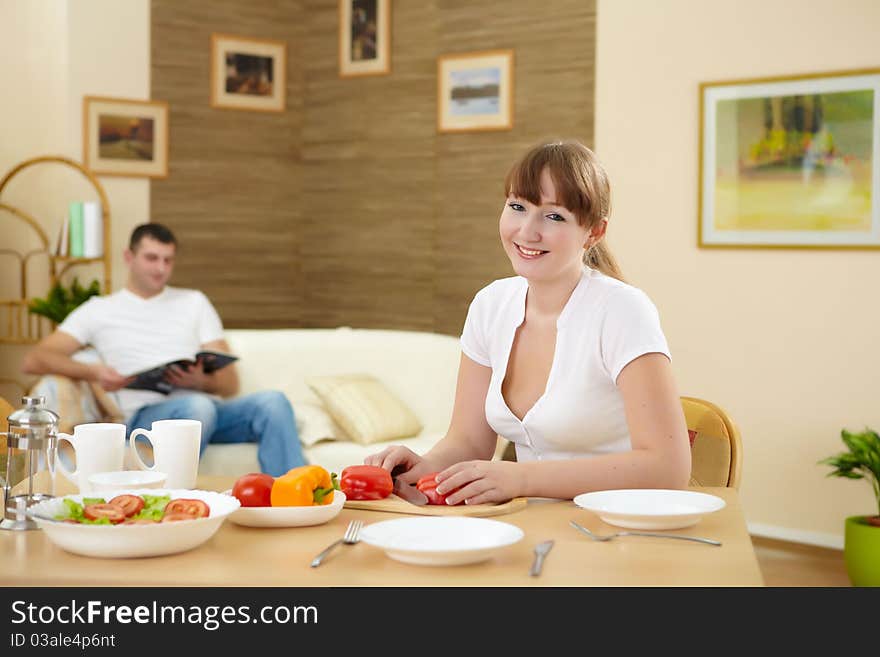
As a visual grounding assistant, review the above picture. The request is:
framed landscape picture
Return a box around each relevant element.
[338,0,391,78]
[83,96,169,178]
[699,68,880,248]
[437,50,514,134]
[210,33,286,112]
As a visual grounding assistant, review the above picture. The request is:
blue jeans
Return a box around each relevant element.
[127,390,306,477]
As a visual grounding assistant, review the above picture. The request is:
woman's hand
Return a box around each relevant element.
[363,446,437,485]
[434,460,526,505]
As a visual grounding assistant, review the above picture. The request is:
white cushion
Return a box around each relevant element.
[295,401,343,446]
[306,374,423,445]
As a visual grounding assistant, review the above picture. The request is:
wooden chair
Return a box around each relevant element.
[682,396,743,489]
[1,395,14,483]
[499,395,743,489]
[0,395,13,433]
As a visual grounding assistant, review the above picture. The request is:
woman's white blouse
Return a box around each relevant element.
[460,268,671,462]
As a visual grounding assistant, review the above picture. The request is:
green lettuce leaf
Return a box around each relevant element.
[54,497,112,524]
[132,494,171,521]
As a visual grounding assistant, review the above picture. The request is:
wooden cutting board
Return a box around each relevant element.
[343,494,527,517]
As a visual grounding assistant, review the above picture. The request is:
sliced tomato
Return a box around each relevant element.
[124,518,158,525]
[108,494,145,517]
[83,503,126,524]
[160,512,196,523]
[164,498,210,518]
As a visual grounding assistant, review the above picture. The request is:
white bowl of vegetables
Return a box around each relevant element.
[27,489,240,559]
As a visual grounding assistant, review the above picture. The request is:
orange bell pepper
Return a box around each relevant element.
[270,465,338,507]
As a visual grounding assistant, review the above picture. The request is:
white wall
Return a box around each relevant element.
[68,0,151,292]
[0,0,150,386]
[596,0,880,547]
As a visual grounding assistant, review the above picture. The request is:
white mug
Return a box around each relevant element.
[129,419,201,489]
[56,423,127,493]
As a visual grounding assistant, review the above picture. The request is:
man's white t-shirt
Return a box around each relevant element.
[460,268,671,462]
[59,286,225,420]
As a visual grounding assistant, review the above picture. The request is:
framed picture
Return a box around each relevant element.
[83,96,169,178]
[210,33,286,112]
[437,49,514,134]
[338,0,391,77]
[699,68,880,248]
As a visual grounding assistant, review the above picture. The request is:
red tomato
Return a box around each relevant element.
[161,512,196,523]
[83,503,126,524]
[340,465,393,501]
[164,498,210,518]
[232,472,275,507]
[108,494,145,518]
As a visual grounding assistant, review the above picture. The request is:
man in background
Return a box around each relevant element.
[22,222,305,476]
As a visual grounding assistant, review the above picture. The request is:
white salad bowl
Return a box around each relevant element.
[27,488,240,558]
[222,489,346,528]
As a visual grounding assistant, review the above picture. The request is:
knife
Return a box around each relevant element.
[391,466,429,506]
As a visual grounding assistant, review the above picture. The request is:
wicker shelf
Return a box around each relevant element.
[0,156,112,344]
[52,256,105,263]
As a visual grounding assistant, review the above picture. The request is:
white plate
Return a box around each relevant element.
[573,489,726,530]
[359,516,524,566]
[223,489,346,528]
[28,489,240,558]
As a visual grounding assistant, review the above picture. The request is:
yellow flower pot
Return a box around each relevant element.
[844,516,880,587]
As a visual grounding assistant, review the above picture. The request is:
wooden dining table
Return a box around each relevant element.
[0,477,763,587]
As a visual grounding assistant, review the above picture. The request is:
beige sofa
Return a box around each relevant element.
[35,327,506,478]
[199,327,468,476]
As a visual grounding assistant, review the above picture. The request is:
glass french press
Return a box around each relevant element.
[0,396,59,531]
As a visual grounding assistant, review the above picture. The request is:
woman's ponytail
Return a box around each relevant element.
[583,241,624,282]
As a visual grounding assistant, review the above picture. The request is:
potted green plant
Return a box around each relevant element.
[28,278,101,324]
[819,428,880,586]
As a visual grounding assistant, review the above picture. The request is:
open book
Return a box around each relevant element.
[124,350,239,394]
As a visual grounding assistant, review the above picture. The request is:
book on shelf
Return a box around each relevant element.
[55,214,70,256]
[82,201,102,258]
[123,350,239,395]
[68,201,84,257]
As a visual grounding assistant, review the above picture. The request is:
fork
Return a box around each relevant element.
[310,520,363,567]
[569,520,722,546]
[529,540,555,577]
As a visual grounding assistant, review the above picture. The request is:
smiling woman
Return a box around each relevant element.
[365,140,691,504]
